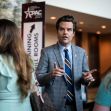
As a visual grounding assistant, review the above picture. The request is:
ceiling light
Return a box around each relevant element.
[96,31,101,34]
[79,21,84,25]
[101,25,106,29]
[50,16,56,20]
[78,29,83,32]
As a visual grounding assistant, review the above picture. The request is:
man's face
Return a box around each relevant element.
[57,21,75,46]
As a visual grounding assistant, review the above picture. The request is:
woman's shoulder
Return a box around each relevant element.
[0,54,15,77]
[103,72,111,87]
[0,54,13,63]
[95,72,111,106]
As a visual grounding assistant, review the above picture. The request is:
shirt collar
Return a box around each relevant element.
[58,42,72,52]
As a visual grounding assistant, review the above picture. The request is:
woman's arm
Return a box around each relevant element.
[93,103,110,111]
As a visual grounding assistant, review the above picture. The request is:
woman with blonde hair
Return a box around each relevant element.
[0,19,34,111]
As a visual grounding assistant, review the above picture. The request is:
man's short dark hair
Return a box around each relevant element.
[56,15,76,32]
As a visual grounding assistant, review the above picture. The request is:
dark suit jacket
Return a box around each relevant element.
[36,43,89,111]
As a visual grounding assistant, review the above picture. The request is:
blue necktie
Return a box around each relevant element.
[64,49,74,104]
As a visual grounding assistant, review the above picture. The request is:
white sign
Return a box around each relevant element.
[23,22,43,70]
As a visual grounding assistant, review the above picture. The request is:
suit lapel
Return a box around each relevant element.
[71,45,77,80]
[53,43,67,84]
[53,43,64,68]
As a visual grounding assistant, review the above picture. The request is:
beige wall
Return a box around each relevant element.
[82,32,89,55]
[99,35,111,76]
[45,24,57,47]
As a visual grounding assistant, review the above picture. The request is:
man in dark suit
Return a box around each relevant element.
[36,15,95,111]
